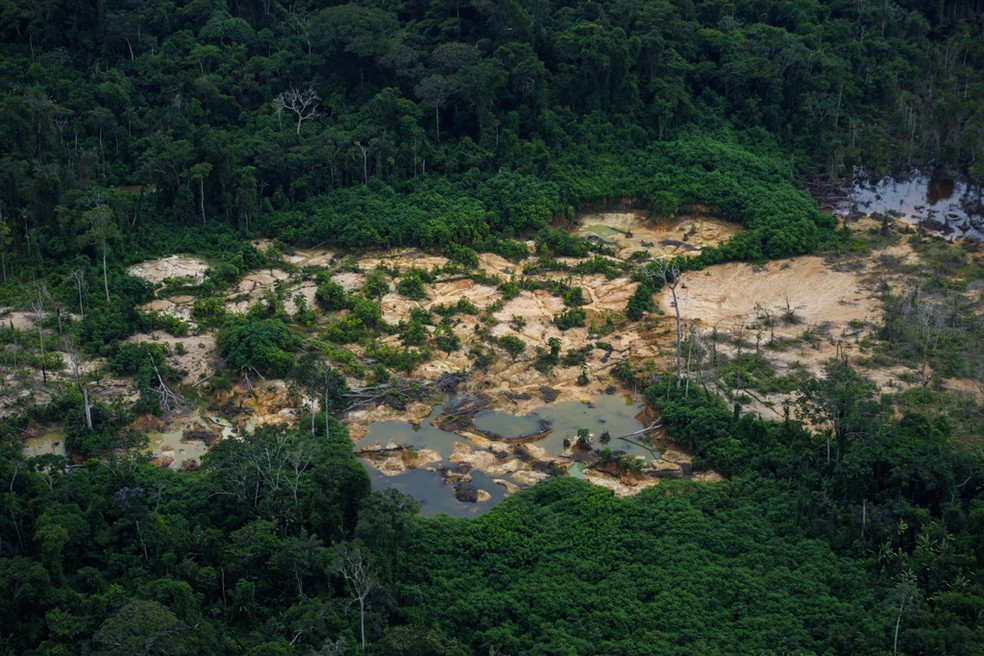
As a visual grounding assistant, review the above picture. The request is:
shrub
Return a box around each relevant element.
[554,308,586,330]
[315,280,350,311]
[497,334,526,359]
[192,297,228,328]
[397,269,427,300]
[217,316,300,378]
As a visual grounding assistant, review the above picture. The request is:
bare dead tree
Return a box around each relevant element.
[273,88,320,136]
[62,333,92,429]
[69,267,87,318]
[645,259,683,388]
[30,282,51,384]
[353,140,370,185]
[337,543,378,650]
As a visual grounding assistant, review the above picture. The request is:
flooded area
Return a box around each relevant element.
[838,174,983,240]
[22,432,66,458]
[146,410,236,470]
[353,393,654,516]
[21,409,236,469]
[363,467,508,518]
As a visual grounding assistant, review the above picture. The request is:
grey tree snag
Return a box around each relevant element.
[649,259,683,388]
[273,88,320,136]
[31,283,50,384]
[82,204,119,304]
[62,333,92,430]
[337,544,377,650]
[70,267,86,318]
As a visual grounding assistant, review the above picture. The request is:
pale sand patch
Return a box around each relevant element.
[666,256,879,332]
[225,268,290,313]
[285,248,334,268]
[126,331,217,384]
[576,212,742,259]
[128,255,209,285]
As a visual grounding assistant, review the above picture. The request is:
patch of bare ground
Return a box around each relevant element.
[126,331,217,384]
[345,402,434,441]
[140,296,195,324]
[283,282,317,315]
[359,249,448,273]
[670,257,878,335]
[0,310,42,331]
[128,255,209,286]
[944,378,984,405]
[225,268,290,313]
[331,271,365,291]
[284,248,334,268]
[477,252,520,277]
[583,469,661,497]
[357,446,444,476]
[576,211,742,259]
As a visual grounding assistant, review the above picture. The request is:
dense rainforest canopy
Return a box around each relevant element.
[0,0,982,269]
[1,0,984,655]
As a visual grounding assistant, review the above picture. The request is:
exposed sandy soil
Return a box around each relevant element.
[662,256,887,419]
[284,282,318,315]
[478,252,521,277]
[0,310,41,331]
[225,268,291,313]
[141,296,195,323]
[284,248,334,268]
[346,402,435,441]
[20,208,982,503]
[668,256,879,335]
[128,255,210,285]
[126,331,217,384]
[576,211,742,259]
[332,271,365,291]
[359,250,449,273]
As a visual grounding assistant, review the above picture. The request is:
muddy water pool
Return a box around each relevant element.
[21,410,236,468]
[146,411,236,470]
[475,395,651,457]
[23,432,67,458]
[839,175,983,240]
[364,467,508,518]
[355,393,649,517]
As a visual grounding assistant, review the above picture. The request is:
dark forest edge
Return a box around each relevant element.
[1,0,983,654]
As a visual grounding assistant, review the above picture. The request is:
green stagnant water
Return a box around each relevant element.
[581,224,624,243]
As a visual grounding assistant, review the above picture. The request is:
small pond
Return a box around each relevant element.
[838,174,983,240]
[146,411,236,470]
[581,224,625,243]
[22,431,67,458]
[354,393,649,517]
[21,409,236,469]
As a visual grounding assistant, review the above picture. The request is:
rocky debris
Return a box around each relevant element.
[435,372,460,393]
[433,395,492,432]
[181,428,221,447]
[355,444,443,476]
[127,255,210,286]
[454,484,478,503]
[493,478,521,495]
